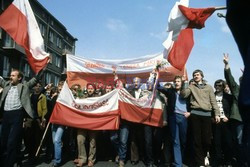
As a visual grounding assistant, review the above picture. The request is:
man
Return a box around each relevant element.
[128,77,144,165]
[212,79,233,166]
[0,69,43,167]
[23,82,47,163]
[181,69,220,167]
[223,55,247,166]
[74,83,97,167]
[158,76,190,167]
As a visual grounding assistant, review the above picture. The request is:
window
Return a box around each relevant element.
[49,30,54,43]
[46,73,51,84]
[56,36,62,48]
[55,55,61,68]
[4,34,14,47]
[3,56,10,78]
[42,12,46,18]
[23,63,31,77]
[47,52,53,64]
[54,76,60,86]
[39,22,46,37]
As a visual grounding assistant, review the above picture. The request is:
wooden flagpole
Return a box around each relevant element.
[35,122,51,157]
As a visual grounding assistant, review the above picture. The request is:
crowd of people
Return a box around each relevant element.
[0,55,249,167]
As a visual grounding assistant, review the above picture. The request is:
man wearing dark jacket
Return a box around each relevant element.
[158,76,190,167]
[212,79,233,166]
[223,55,247,166]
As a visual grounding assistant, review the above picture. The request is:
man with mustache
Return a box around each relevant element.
[0,69,45,167]
[181,69,220,167]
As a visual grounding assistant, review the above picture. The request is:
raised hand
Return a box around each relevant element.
[223,53,229,65]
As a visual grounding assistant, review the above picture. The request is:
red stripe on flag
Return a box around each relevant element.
[167,28,194,71]
[0,4,29,48]
[119,101,163,127]
[0,3,49,73]
[50,102,120,130]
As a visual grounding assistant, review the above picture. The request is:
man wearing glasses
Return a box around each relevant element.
[212,79,233,166]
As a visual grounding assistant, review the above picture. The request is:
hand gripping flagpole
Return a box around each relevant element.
[35,122,51,157]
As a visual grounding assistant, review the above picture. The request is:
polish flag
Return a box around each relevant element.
[163,0,194,71]
[0,0,49,74]
[163,0,215,71]
[50,82,120,130]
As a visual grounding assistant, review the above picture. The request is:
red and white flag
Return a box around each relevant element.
[163,0,214,71]
[163,0,193,71]
[0,0,49,74]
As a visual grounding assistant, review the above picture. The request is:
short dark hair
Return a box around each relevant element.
[214,79,226,88]
[192,69,204,78]
[174,75,182,81]
[12,69,24,81]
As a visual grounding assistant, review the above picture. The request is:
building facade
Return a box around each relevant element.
[0,0,77,85]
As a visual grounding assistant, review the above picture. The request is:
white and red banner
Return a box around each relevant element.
[67,53,186,88]
[50,82,163,130]
[118,88,163,127]
[0,0,49,74]
[50,82,120,130]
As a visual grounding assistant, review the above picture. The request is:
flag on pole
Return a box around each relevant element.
[178,5,215,29]
[0,0,49,74]
[163,0,215,71]
[163,0,194,71]
[165,28,194,71]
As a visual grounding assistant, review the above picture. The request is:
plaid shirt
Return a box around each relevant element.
[4,86,22,111]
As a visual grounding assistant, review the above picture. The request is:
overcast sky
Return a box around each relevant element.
[38,0,243,85]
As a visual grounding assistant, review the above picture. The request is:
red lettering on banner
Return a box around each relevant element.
[85,62,105,68]
[72,99,109,110]
[120,64,140,69]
